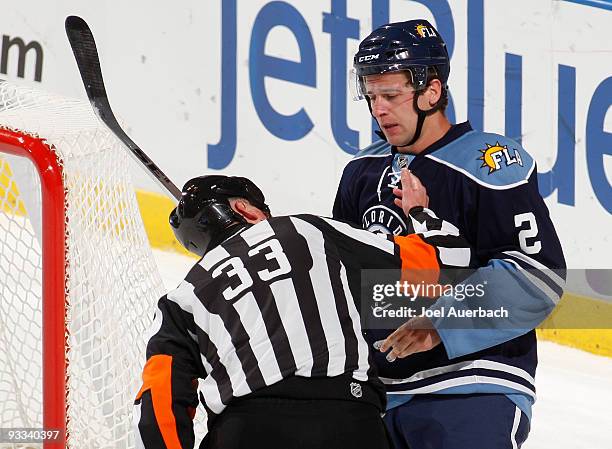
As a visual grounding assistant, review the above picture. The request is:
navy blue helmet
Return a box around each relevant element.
[169,175,270,257]
[352,19,449,96]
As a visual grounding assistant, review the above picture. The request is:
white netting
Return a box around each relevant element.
[0,80,165,448]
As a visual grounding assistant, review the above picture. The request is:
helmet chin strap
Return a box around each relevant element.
[370,85,447,149]
[396,91,444,148]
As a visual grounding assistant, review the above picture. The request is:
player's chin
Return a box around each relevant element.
[386,133,411,147]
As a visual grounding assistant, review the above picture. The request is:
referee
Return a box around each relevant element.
[133,172,473,449]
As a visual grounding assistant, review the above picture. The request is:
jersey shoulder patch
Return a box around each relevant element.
[352,140,392,160]
[425,130,535,189]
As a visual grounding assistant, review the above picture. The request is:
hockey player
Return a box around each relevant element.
[334,20,566,449]
[133,173,474,449]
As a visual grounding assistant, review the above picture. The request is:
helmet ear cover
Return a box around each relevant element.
[169,198,243,258]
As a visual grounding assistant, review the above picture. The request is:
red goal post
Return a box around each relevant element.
[0,128,67,447]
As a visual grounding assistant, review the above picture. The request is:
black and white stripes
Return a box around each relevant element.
[161,215,390,414]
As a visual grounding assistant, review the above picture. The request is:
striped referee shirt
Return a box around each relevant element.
[134,208,473,449]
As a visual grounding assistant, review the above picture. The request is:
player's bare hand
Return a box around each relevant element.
[375,316,441,362]
[392,169,429,215]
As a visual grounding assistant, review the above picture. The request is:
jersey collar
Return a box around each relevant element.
[391,121,473,157]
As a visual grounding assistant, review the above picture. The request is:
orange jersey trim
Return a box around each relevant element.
[393,234,440,288]
[136,355,183,449]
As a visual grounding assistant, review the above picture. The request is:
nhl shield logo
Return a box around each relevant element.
[350,382,363,398]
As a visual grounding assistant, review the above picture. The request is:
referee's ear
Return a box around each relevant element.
[230,198,269,224]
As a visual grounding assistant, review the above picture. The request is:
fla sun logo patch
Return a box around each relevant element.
[416,24,437,38]
[478,142,523,174]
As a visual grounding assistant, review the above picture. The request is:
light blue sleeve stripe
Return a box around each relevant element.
[429,260,557,358]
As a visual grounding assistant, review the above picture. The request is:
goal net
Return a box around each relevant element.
[0,79,165,448]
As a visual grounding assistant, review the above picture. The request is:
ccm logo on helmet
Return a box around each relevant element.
[358,54,380,62]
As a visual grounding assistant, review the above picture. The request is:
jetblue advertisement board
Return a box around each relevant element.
[1,0,611,283]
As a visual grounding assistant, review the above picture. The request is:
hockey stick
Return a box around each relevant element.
[65,15,182,201]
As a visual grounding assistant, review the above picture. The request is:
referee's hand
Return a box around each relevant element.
[375,316,441,362]
[392,168,429,215]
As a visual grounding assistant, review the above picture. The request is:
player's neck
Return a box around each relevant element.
[398,113,451,155]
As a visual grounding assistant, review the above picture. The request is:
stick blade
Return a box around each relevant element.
[65,16,106,103]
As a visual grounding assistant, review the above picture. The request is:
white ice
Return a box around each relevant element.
[152,249,612,449]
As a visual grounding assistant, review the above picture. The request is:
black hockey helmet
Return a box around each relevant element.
[351,20,450,146]
[169,175,270,257]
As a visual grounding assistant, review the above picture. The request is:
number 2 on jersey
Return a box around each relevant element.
[514,212,542,255]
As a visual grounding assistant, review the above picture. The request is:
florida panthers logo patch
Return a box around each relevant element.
[416,24,437,38]
[478,142,523,174]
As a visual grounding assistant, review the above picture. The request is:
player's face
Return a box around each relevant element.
[365,72,418,146]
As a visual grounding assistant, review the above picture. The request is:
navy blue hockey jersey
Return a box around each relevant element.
[333,122,566,417]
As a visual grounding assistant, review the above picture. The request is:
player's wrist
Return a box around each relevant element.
[407,206,425,215]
